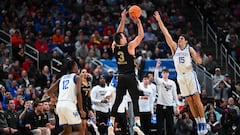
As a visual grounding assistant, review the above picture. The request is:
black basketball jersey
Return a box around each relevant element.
[114,44,135,74]
[81,81,92,111]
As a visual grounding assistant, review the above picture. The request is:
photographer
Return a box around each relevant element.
[174,112,194,135]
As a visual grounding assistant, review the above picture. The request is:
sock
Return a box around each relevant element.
[200,117,206,123]
[194,117,199,124]
[109,119,115,126]
[135,119,141,126]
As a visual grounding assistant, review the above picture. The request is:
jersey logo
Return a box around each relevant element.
[73,111,79,117]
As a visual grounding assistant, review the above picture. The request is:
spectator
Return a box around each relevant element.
[204,104,222,123]
[205,54,218,74]
[213,80,231,102]
[8,80,18,98]
[61,35,75,57]
[174,112,194,135]
[227,97,240,116]
[0,101,18,135]
[225,28,239,45]
[11,30,24,59]
[75,41,89,60]
[18,70,32,88]
[206,112,221,135]
[2,91,13,111]
[5,73,14,90]
[38,65,52,89]
[47,37,63,56]
[52,28,64,47]
[21,57,33,72]
[2,58,12,73]
[0,48,12,65]
[21,100,51,135]
[144,26,156,44]
[4,99,22,134]
[212,68,224,86]
[0,85,6,102]
[42,101,55,132]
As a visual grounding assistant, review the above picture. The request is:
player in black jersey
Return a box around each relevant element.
[108,9,144,135]
[79,69,93,135]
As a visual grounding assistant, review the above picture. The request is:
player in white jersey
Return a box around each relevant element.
[47,59,86,135]
[154,11,208,135]
[154,59,179,135]
[138,75,155,135]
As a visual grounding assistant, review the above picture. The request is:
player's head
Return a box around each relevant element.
[114,32,127,45]
[65,59,78,74]
[178,34,189,46]
[161,68,169,79]
[99,75,106,86]
[142,74,150,85]
[80,68,88,79]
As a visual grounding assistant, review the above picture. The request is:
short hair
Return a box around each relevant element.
[147,71,154,75]
[33,100,42,108]
[114,32,123,45]
[180,34,189,41]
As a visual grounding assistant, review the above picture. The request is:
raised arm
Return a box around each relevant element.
[112,9,127,52]
[153,11,177,55]
[116,9,127,33]
[154,59,161,84]
[128,18,144,55]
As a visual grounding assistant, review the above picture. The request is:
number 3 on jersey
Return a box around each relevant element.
[179,57,185,63]
[63,80,69,90]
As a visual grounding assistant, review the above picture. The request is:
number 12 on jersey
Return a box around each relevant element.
[63,80,69,90]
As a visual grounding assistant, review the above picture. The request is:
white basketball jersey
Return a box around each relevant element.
[58,73,78,104]
[173,45,193,74]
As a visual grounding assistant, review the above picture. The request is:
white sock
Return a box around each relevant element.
[109,119,115,126]
[200,117,206,123]
[135,119,141,126]
[194,117,199,124]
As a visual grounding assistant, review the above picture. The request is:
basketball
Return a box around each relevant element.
[128,5,142,18]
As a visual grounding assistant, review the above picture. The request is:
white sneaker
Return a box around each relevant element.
[199,123,208,135]
[133,124,145,135]
[108,125,115,135]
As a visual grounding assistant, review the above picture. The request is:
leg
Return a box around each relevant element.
[80,119,88,135]
[185,96,199,118]
[165,107,174,135]
[192,93,205,118]
[156,105,164,135]
[61,125,72,135]
[72,125,82,135]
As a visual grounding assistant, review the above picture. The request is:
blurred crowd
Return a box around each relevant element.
[193,0,240,63]
[0,0,240,135]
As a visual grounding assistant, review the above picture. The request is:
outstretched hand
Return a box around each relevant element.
[156,59,161,68]
[130,17,140,24]
[153,11,161,22]
[121,9,127,19]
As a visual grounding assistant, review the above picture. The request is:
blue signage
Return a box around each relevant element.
[100,59,177,79]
